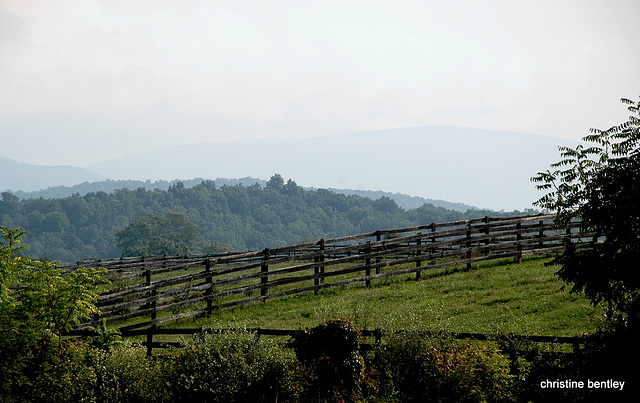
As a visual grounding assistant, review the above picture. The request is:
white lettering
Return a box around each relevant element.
[541,379,624,390]
[587,379,625,390]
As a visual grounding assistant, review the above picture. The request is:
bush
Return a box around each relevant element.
[0,227,108,402]
[90,341,169,403]
[292,319,366,402]
[166,331,302,402]
[374,331,517,402]
[0,338,96,403]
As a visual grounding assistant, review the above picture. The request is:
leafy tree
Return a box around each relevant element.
[116,212,201,256]
[0,226,106,340]
[0,227,106,400]
[532,95,640,325]
[266,173,285,190]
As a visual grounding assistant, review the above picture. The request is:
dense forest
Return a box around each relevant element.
[0,175,529,262]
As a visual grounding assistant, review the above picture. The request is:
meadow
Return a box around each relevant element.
[166,255,602,338]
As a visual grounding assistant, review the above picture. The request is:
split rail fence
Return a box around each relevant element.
[67,326,586,358]
[60,213,595,339]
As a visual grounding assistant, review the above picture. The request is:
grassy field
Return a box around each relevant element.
[163,254,603,337]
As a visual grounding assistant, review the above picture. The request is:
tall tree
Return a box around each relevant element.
[532,95,640,325]
[116,212,201,257]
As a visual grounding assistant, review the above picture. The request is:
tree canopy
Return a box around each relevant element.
[1,175,523,261]
[532,95,640,324]
[116,212,201,257]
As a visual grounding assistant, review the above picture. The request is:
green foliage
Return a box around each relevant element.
[17,262,106,339]
[1,177,518,261]
[90,342,168,403]
[532,95,640,323]
[1,227,106,339]
[166,331,301,402]
[0,226,29,304]
[375,332,517,402]
[116,212,201,256]
[0,227,107,402]
[292,319,366,402]
[199,239,235,254]
[0,339,97,403]
[266,173,285,189]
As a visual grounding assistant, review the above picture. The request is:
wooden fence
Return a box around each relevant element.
[66,326,585,357]
[60,213,594,338]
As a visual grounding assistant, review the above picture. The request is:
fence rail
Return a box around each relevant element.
[66,326,585,357]
[64,213,594,335]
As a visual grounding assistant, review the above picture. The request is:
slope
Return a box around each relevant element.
[86,126,580,211]
[0,156,105,192]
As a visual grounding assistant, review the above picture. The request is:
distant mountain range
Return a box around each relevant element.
[0,156,105,192]
[1,126,580,210]
[83,126,580,210]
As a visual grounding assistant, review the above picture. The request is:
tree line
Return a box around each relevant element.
[0,174,526,261]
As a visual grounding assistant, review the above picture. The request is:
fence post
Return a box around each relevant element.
[319,239,325,283]
[365,242,372,288]
[565,227,573,245]
[144,259,157,356]
[375,231,382,275]
[484,216,491,256]
[538,219,545,249]
[416,234,422,281]
[466,223,472,270]
[261,248,270,297]
[430,223,437,255]
[313,239,324,295]
[516,221,523,264]
[205,258,213,315]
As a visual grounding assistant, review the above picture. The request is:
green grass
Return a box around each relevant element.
[165,255,603,337]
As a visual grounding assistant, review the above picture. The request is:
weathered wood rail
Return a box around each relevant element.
[61,213,592,334]
[66,326,585,357]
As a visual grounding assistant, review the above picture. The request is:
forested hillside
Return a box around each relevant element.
[0,175,527,262]
[10,177,476,212]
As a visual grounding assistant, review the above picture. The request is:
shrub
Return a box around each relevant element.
[292,319,366,402]
[0,338,97,403]
[0,227,107,403]
[90,341,169,403]
[166,331,301,402]
[374,331,517,402]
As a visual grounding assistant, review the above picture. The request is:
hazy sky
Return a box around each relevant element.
[1,0,639,167]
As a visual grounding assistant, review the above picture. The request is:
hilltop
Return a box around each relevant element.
[8,177,477,212]
[0,176,526,262]
[0,156,105,192]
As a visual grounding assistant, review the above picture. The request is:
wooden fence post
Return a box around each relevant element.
[365,242,372,288]
[314,239,326,295]
[416,234,422,281]
[516,221,523,264]
[375,231,382,275]
[466,223,472,270]
[538,220,545,249]
[261,248,270,297]
[319,239,325,283]
[314,241,321,295]
[565,227,573,245]
[205,258,213,315]
[144,260,157,356]
[430,223,437,255]
[484,216,491,256]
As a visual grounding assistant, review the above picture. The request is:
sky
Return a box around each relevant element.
[1,0,639,168]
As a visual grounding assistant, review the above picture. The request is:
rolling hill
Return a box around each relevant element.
[0,156,105,192]
[85,126,580,211]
